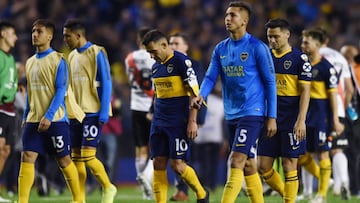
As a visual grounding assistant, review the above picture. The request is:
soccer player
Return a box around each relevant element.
[125,27,154,200]
[0,21,18,203]
[142,29,209,203]
[63,18,116,203]
[319,28,353,200]
[18,19,82,203]
[257,18,312,203]
[168,32,207,202]
[192,1,277,203]
[299,28,344,203]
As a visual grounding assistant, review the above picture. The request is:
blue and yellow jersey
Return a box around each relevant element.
[23,48,68,123]
[152,51,199,127]
[307,57,338,127]
[200,32,277,120]
[273,48,312,129]
[192,59,207,125]
[68,42,112,123]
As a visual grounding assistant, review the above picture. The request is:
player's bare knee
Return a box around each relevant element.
[21,151,38,163]
[258,164,271,175]
[229,153,247,169]
[282,158,297,173]
[56,155,72,168]
[153,157,167,170]
[169,159,186,175]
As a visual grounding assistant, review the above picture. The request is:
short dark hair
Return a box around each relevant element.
[265,18,290,31]
[33,19,55,34]
[169,32,189,45]
[0,21,15,32]
[138,27,152,40]
[64,18,86,34]
[315,27,330,43]
[142,29,167,46]
[302,28,326,44]
[229,1,252,18]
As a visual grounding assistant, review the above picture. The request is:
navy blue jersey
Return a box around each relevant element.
[192,59,207,125]
[307,57,337,128]
[274,48,312,130]
[152,51,199,127]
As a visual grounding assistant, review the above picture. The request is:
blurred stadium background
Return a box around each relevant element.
[1,0,360,189]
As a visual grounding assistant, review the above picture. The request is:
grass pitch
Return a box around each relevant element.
[5,185,359,202]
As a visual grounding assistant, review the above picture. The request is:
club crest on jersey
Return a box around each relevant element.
[330,75,338,85]
[303,62,311,72]
[185,59,192,68]
[300,54,309,62]
[167,64,174,73]
[283,60,292,70]
[240,52,248,61]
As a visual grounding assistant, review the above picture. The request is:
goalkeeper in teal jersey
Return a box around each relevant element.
[0,21,18,203]
[192,1,277,203]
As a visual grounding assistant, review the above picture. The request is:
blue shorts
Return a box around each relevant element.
[70,116,103,148]
[306,127,331,152]
[22,122,70,157]
[226,116,264,158]
[258,128,306,158]
[150,124,191,160]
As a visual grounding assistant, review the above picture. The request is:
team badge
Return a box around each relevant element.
[303,62,311,72]
[240,52,248,61]
[300,54,309,62]
[167,64,174,73]
[185,59,192,68]
[283,60,292,70]
[329,67,336,75]
[329,75,338,85]
[186,67,195,77]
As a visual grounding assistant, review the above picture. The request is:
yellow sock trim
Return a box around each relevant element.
[262,168,284,196]
[299,154,320,179]
[18,162,34,203]
[61,162,82,202]
[221,168,243,203]
[153,170,168,203]
[180,165,206,199]
[284,170,298,203]
[245,173,264,203]
[318,159,331,197]
[82,149,111,189]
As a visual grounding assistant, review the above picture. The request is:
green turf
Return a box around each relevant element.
[4,185,360,203]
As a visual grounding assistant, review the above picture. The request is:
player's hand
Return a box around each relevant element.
[187,120,198,140]
[265,118,277,137]
[21,120,26,128]
[38,117,51,132]
[293,120,306,141]
[333,120,345,136]
[146,112,153,121]
[191,96,203,110]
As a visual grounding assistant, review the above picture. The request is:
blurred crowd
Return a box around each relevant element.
[1,0,360,80]
[2,0,360,197]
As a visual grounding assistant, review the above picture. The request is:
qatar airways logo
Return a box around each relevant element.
[222,66,244,77]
